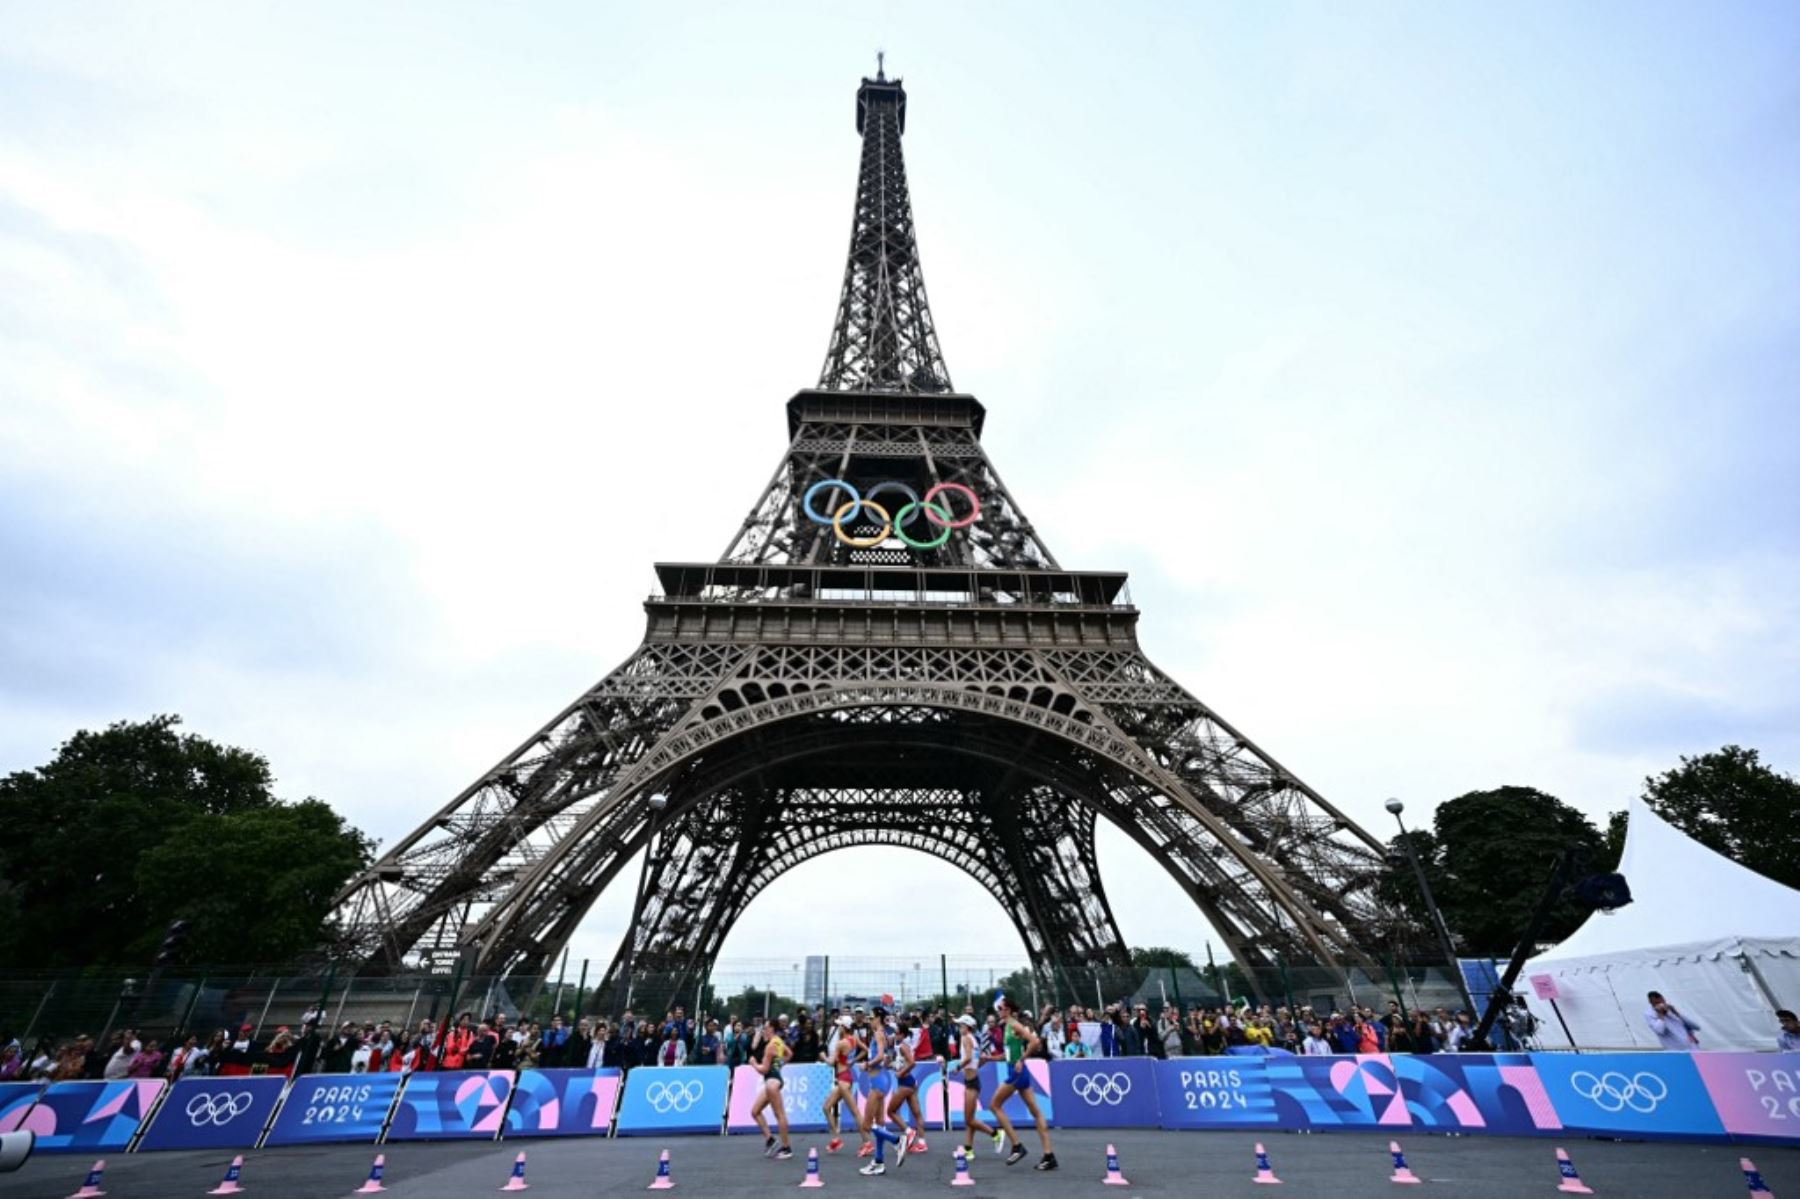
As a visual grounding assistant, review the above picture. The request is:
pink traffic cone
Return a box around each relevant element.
[501,1150,529,1192]
[208,1154,246,1195]
[355,1154,387,1194]
[1253,1143,1282,1185]
[1555,1147,1594,1195]
[950,1146,974,1187]
[1742,1157,1775,1196]
[648,1149,675,1190]
[68,1160,106,1199]
[1389,1141,1421,1185]
[1102,1143,1130,1186]
[799,1147,823,1188]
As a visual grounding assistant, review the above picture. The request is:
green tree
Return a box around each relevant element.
[1377,787,1606,957]
[0,715,374,969]
[1640,745,1800,888]
[1129,946,1197,969]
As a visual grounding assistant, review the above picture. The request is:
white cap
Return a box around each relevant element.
[955,1014,976,1028]
[837,1016,852,1029]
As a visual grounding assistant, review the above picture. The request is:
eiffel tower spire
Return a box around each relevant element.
[817,59,952,394]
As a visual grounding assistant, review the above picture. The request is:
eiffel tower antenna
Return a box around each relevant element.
[327,66,1395,1007]
[817,55,951,394]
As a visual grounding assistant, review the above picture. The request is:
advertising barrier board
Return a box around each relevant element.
[615,1065,729,1136]
[0,1083,43,1133]
[728,1062,835,1134]
[263,1073,403,1146]
[1154,1058,1276,1129]
[504,1068,622,1138]
[1693,1053,1800,1142]
[137,1076,288,1151]
[1531,1052,1726,1141]
[18,1080,164,1153]
[386,1070,513,1141]
[1049,1058,1162,1128]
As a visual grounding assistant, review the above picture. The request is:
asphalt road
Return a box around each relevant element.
[5,1130,1794,1198]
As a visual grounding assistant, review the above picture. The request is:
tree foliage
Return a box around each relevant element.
[1129,946,1197,969]
[0,715,374,969]
[1640,745,1800,889]
[1379,787,1606,957]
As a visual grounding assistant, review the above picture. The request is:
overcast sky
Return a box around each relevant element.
[3,2,1796,976]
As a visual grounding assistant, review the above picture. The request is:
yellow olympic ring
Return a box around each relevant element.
[832,499,893,548]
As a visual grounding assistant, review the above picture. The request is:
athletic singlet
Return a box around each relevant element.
[832,1038,855,1084]
[1003,1022,1025,1069]
[895,1035,917,1088]
[956,1031,981,1078]
[764,1034,788,1084]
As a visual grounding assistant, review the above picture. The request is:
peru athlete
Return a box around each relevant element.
[824,1015,865,1154]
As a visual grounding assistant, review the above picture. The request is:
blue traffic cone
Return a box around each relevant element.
[1741,1157,1773,1196]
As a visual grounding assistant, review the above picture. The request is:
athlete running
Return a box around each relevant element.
[887,1015,926,1154]
[750,1013,794,1160]
[823,1015,865,1154]
[950,1013,1003,1157]
[857,1006,914,1176]
[989,995,1057,1171]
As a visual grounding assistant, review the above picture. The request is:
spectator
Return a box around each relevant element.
[293,1022,323,1076]
[696,1019,722,1065]
[0,1045,19,1081]
[929,1008,951,1060]
[633,1020,660,1070]
[492,1025,519,1070]
[440,1014,473,1069]
[724,1018,748,1070]
[27,1038,55,1080]
[1127,1004,1154,1056]
[1062,1023,1090,1059]
[1355,1012,1381,1054]
[1445,1012,1474,1052]
[1244,1019,1274,1050]
[654,1025,687,1067]
[1643,991,1700,1051]
[1777,1010,1800,1053]
[264,1030,298,1077]
[167,1034,203,1080]
[1408,1010,1438,1054]
[1040,1010,1065,1059]
[324,1022,361,1073]
[1302,1023,1333,1055]
[542,1016,570,1068]
[564,1018,591,1074]
[790,1016,819,1066]
[464,1020,499,1069]
[1329,1014,1360,1055]
[1156,1007,1181,1058]
[103,1034,137,1080]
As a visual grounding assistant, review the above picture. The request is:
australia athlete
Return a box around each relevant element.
[750,1013,794,1160]
[989,995,1056,1171]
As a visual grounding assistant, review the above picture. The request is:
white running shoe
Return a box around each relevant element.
[859,1161,886,1177]
[992,1131,1006,1156]
[896,1128,916,1166]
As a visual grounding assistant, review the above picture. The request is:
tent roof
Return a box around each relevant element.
[1530,795,1800,965]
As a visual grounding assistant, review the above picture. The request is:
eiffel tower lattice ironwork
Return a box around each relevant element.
[328,64,1392,1002]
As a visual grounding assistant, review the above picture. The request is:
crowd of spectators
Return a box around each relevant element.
[0,996,1512,1086]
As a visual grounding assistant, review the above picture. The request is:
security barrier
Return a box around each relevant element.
[2,1053,1793,1152]
[137,1076,286,1151]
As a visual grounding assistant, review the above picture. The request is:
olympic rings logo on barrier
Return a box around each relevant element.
[646,1079,706,1114]
[1570,1070,1668,1114]
[186,1091,257,1126]
[1070,1072,1133,1107]
[801,479,981,549]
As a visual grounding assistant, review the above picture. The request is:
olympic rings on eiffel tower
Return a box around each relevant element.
[802,479,981,548]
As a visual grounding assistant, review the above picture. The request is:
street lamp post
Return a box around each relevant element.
[1384,799,1478,1017]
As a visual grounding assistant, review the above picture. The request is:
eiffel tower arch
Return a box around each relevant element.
[329,64,1391,1004]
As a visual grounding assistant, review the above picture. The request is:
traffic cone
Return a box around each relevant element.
[800,1147,823,1188]
[1253,1143,1282,1185]
[67,1160,106,1199]
[356,1154,387,1194]
[209,1154,246,1195]
[1389,1141,1421,1185]
[1555,1147,1593,1195]
[1742,1157,1774,1196]
[950,1146,974,1187]
[1102,1143,1130,1186]
[501,1151,529,1192]
[648,1149,675,1190]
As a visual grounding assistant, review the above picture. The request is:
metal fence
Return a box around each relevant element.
[0,953,1472,1048]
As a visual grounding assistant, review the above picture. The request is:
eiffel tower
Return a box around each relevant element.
[329,62,1391,1003]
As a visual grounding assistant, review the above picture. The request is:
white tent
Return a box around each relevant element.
[1520,796,1800,1052]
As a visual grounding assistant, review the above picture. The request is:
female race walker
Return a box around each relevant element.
[951,1014,1002,1158]
[750,1014,794,1161]
[989,995,1056,1171]
[887,1015,927,1154]
[857,1006,915,1176]
[824,1015,866,1155]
